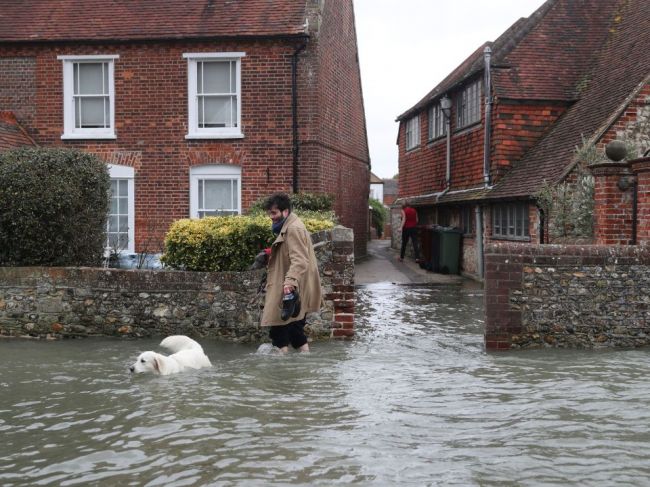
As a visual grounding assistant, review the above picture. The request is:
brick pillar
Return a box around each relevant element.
[589,161,634,245]
[328,226,355,338]
[484,243,524,351]
[630,157,650,244]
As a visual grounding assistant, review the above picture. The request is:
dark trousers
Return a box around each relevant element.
[400,227,420,260]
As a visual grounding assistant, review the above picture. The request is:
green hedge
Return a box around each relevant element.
[162,213,335,272]
[0,147,110,266]
[249,192,335,213]
[369,198,388,237]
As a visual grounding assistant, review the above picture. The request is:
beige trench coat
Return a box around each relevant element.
[260,212,322,326]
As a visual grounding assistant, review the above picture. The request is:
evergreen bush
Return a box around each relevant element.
[162,213,335,272]
[369,198,388,237]
[0,147,110,266]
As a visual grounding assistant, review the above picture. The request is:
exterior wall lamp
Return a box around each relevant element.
[440,95,452,119]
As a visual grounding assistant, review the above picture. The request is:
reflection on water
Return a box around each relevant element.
[1,282,650,486]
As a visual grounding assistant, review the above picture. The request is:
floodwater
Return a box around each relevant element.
[2,282,650,486]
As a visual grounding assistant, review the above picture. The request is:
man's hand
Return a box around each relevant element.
[249,251,269,270]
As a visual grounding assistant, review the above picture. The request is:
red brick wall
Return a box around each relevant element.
[0,57,36,129]
[300,0,370,256]
[1,9,370,255]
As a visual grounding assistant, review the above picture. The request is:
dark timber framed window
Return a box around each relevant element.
[461,206,473,235]
[428,103,447,140]
[405,115,420,150]
[456,79,481,128]
[492,203,530,239]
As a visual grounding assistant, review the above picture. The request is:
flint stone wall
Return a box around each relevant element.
[0,226,355,342]
[485,242,650,350]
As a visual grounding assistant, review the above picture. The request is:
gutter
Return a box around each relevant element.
[483,46,493,187]
[291,42,307,193]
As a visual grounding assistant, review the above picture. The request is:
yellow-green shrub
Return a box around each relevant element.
[162,213,334,272]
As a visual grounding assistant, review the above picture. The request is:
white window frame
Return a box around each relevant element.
[189,165,242,218]
[106,164,135,254]
[405,115,420,151]
[456,79,482,128]
[428,103,447,140]
[184,52,245,140]
[58,55,118,140]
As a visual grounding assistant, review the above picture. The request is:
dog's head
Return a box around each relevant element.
[129,351,163,374]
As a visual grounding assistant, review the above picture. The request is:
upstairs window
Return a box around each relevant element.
[58,55,118,139]
[428,103,447,140]
[184,53,245,139]
[492,203,530,239]
[405,115,420,150]
[190,165,241,217]
[456,79,481,128]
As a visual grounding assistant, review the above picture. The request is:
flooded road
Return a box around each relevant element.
[2,282,650,486]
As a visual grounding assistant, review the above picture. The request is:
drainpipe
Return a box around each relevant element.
[538,205,545,244]
[476,206,484,279]
[291,42,307,193]
[631,178,638,245]
[437,95,453,201]
[483,46,493,187]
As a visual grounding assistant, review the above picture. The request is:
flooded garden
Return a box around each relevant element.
[2,281,650,486]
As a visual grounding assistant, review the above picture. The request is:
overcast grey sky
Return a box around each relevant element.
[353,0,547,179]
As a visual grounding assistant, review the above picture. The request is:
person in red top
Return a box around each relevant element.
[399,200,420,262]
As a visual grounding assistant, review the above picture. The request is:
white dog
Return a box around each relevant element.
[129,335,212,375]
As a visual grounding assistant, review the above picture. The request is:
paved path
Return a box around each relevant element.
[355,239,465,285]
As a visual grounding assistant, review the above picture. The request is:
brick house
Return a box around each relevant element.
[395,0,649,279]
[0,0,370,257]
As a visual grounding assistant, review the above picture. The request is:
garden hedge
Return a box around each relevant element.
[162,213,335,272]
[0,147,110,266]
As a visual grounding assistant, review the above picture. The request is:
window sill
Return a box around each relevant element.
[185,133,245,140]
[405,145,420,153]
[61,133,117,140]
[491,235,531,242]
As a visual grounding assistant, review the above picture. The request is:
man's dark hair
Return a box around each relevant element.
[263,192,292,212]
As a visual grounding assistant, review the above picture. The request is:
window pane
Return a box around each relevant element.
[109,215,118,232]
[77,63,105,95]
[77,97,106,127]
[119,216,128,232]
[111,197,119,214]
[118,197,128,215]
[203,179,232,210]
[201,61,230,93]
[232,179,239,208]
[199,96,233,127]
[516,205,523,237]
[118,179,128,197]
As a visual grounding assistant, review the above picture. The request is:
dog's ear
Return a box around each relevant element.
[153,356,161,374]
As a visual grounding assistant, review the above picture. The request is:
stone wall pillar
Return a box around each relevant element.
[589,161,634,245]
[630,157,650,244]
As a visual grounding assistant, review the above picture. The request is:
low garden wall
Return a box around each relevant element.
[0,226,355,342]
[485,242,650,350]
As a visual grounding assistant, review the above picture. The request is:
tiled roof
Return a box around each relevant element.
[397,0,620,121]
[0,0,309,42]
[382,179,398,195]
[0,112,36,151]
[490,0,650,199]
[370,172,383,184]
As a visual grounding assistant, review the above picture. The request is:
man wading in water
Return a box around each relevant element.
[260,193,322,353]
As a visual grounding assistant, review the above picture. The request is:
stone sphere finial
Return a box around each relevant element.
[605,140,627,162]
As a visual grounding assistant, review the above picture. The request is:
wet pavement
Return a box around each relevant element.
[356,238,465,285]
